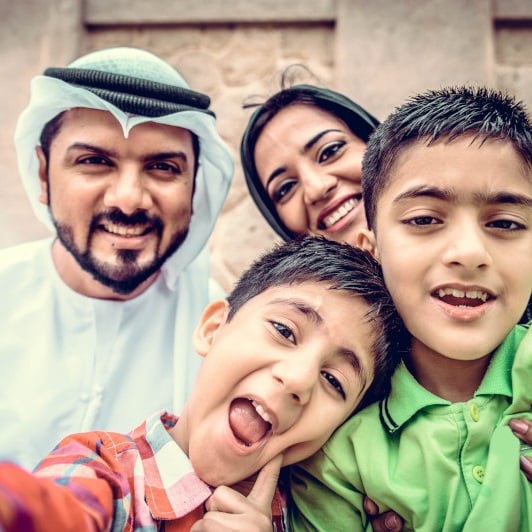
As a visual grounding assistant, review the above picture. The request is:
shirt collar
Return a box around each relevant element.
[380,325,526,434]
[140,412,212,520]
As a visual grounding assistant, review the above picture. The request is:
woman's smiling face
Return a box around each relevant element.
[254,104,368,246]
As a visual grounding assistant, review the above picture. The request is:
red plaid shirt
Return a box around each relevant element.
[0,411,288,531]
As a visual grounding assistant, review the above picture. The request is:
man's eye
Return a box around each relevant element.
[149,162,182,174]
[272,180,297,203]
[318,141,344,163]
[272,321,295,343]
[79,156,111,166]
[321,371,345,400]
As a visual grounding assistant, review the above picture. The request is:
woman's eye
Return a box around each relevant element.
[272,321,295,343]
[321,371,345,400]
[272,180,296,203]
[318,141,345,163]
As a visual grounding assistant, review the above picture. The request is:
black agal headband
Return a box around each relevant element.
[44,67,214,118]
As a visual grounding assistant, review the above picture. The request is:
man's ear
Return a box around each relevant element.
[357,228,380,261]
[193,300,229,357]
[36,146,50,206]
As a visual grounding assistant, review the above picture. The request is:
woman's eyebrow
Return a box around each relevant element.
[265,129,343,189]
[303,129,342,153]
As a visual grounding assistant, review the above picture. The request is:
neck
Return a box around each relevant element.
[51,239,159,301]
[406,339,492,402]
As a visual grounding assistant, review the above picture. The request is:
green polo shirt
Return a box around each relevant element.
[290,324,531,532]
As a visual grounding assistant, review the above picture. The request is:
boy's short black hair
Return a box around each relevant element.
[362,85,532,231]
[226,236,409,410]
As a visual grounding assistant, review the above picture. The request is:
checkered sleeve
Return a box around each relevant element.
[0,429,142,531]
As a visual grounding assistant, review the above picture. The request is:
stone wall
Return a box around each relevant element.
[1,0,530,292]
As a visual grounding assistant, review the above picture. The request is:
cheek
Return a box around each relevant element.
[277,201,307,233]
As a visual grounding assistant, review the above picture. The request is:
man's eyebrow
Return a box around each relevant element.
[143,151,189,164]
[67,142,117,158]
[265,129,343,189]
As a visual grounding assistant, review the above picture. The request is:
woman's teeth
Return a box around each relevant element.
[322,198,358,229]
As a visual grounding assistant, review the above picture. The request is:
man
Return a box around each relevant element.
[0,47,234,470]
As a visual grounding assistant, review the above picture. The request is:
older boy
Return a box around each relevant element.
[290,86,532,531]
[0,236,405,531]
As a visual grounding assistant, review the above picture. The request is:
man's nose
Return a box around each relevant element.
[103,167,153,214]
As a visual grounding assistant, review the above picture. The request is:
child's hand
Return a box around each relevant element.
[363,496,403,531]
[509,418,532,482]
[190,454,283,531]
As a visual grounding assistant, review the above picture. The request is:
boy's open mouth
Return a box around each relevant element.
[229,398,272,447]
[433,287,493,308]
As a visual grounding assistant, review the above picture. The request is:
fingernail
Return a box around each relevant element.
[509,419,528,434]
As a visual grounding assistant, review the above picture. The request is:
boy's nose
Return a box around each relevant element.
[301,169,337,205]
[271,355,319,404]
[104,167,153,214]
[442,220,493,270]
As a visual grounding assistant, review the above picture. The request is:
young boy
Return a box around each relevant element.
[0,236,405,531]
[290,86,532,531]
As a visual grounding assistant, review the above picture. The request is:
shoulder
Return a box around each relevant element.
[0,239,52,273]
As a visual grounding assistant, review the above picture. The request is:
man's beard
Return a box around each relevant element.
[54,209,189,296]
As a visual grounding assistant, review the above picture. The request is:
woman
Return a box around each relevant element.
[241,81,379,245]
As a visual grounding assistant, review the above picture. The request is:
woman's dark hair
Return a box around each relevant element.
[241,72,379,241]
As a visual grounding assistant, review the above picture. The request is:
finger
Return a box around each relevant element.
[520,456,532,483]
[363,495,379,516]
[509,418,532,444]
[246,454,283,512]
[204,486,246,513]
[370,511,404,532]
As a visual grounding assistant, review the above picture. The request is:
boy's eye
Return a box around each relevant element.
[272,179,297,204]
[321,371,346,400]
[318,141,345,163]
[404,215,441,226]
[487,219,526,231]
[272,321,295,343]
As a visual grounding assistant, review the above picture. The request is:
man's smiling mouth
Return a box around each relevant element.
[101,223,152,237]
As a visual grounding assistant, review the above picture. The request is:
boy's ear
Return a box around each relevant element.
[357,229,380,261]
[193,300,229,357]
[36,146,50,206]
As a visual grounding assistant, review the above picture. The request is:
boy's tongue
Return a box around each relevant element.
[229,398,270,446]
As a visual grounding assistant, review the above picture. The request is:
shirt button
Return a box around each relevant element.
[469,402,480,422]
[472,465,485,483]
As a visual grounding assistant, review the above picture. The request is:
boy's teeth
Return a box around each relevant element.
[323,198,357,228]
[437,288,488,302]
[252,400,271,423]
